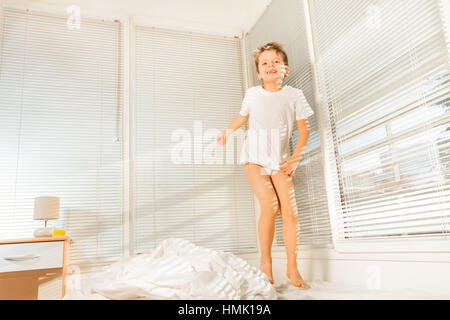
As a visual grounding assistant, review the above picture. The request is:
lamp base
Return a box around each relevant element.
[34,227,53,237]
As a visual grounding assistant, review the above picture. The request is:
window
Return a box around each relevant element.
[133,26,257,253]
[309,0,450,242]
[0,8,124,265]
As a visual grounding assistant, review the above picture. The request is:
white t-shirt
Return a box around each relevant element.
[238,85,314,173]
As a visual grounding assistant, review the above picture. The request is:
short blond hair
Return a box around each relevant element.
[253,42,289,74]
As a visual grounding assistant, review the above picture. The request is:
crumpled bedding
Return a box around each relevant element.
[63,238,278,300]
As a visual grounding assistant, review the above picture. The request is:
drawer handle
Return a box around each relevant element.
[4,254,41,261]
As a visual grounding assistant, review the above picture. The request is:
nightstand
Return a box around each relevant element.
[0,236,69,299]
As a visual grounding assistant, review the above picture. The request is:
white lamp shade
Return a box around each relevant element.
[34,196,60,220]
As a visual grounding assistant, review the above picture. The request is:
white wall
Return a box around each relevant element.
[4,0,271,36]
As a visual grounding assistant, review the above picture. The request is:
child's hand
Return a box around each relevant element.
[279,155,300,177]
[216,130,228,146]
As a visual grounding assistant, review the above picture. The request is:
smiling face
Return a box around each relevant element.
[257,49,286,82]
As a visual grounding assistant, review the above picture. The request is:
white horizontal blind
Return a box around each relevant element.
[0,8,124,264]
[309,0,450,241]
[134,26,257,253]
[246,0,333,248]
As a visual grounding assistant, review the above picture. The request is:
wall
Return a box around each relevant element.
[3,0,270,37]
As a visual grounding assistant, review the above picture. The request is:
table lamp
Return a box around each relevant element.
[34,196,60,237]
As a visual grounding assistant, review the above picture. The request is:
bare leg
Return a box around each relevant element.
[270,170,309,288]
[243,163,280,284]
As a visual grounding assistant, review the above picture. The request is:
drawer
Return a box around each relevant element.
[0,241,64,273]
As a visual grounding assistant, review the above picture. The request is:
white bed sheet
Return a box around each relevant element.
[64,238,277,300]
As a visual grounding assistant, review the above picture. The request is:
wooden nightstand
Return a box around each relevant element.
[0,236,69,299]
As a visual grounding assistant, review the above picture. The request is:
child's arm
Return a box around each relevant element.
[279,118,310,176]
[216,114,249,145]
[291,118,310,162]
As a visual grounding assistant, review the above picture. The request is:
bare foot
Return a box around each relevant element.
[259,261,274,284]
[286,269,309,288]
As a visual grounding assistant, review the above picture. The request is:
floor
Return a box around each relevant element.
[274,279,449,300]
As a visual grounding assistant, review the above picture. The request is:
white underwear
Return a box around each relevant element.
[242,162,279,176]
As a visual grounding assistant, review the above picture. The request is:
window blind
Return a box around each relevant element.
[246,0,333,248]
[0,8,124,264]
[134,26,257,253]
[309,0,450,241]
